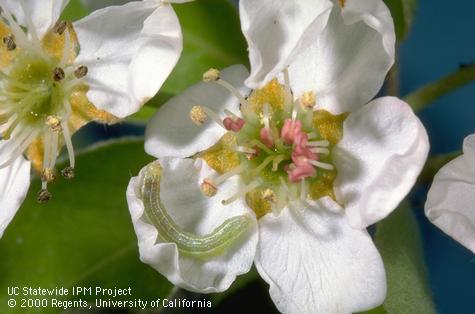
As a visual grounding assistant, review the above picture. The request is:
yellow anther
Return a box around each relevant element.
[201,179,217,197]
[263,189,277,203]
[338,0,346,8]
[189,106,207,126]
[46,115,62,132]
[299,91,316,109]
[203,68,220,82]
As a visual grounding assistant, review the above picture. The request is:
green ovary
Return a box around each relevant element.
[3,51,67,128]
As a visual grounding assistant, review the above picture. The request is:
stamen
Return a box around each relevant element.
[46,116,62,132]
[211,163,246,186]
[61,121,75,169]
[41,168,56,183]
[189,105,225,128]
[189,106,207,126]
[18,0,39,43]
[251,155,275,174]
[263,189,277,203]
[61,167,74,180]
[221,179,262,205]
[0,6,29,47]
[307,132,318,139]
[215,79,251,109]
[74,66,88,79]
[61,29,71,66]
[262,103,271,129]
[2,34,16,50]
[308,140,330,147]
[53,67,65,82]
[283,68,293,113]
[234,145,256,155]
[53,21,68,35]
[0,128,37,168]
[223,116,245,132]
[300,179,307,201]
[202,68,220,82]
[308,160,334,170]
[272,155,286,171]
[201,179,217,197]
[0,71,32,90]
[247,139,273,155]
[37,189,52,204]
[299,91,316,110]
[310,147,330,155]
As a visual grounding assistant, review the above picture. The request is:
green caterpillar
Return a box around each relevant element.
[138,161,252,259]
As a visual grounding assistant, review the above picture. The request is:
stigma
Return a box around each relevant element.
[190,68,342,215]
[0,4,87,202]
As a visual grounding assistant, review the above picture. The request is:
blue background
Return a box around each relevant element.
[401,0,475,312]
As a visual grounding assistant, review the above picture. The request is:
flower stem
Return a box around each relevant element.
[417,151,461,184]
[403,63,475,112]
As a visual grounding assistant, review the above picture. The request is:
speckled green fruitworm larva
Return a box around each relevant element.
[138,161,252,259]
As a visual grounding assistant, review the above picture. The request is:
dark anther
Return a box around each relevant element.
[53,21,68,35]
[74,66,88,78]
[3,34,16,51]
[53,67,65,81]
[61,166,75,180]
[37,189,52,204]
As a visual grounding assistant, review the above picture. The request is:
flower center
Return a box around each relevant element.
[0,5,87,202]
[191,68,347,217]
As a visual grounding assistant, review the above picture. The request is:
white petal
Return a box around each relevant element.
[288,1,395,114]
[425,133,475,253]
[74,0,182,118]
[255,197,386,314]
[80,0,194,11]
[333,97,429,229]
[240,0,333,88]
[2,0,70,39]
[0,152,30,239]
[126,157,258,293]
[145,65,250,159]
[80,0,130,11]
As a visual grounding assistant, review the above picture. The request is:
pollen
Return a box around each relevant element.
[2,34,16,51]
[262,189,277,203]
[201,179,217,197]
[46,116,62,132]
[203,68,220,82]
[299,91,316,109]
[189,106,207,126]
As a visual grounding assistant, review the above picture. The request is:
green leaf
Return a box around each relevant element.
[61,0,89,21]
[0,139,172,314]
[383,0,418,40]
[142,0,248,114]
[374,203,436,314]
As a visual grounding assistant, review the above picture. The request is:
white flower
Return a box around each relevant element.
[0,0,183,235]
[425,133,475,253]
[127,1,429,313]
